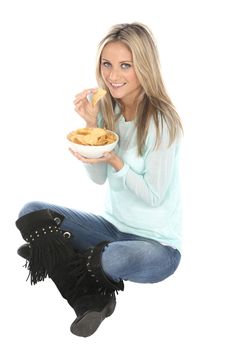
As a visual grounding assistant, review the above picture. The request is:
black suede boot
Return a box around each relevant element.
[17,242,119,337]
[16,211,124,337]
[66,241,124,337]
[17,243,31,260]
[16,209,74,284]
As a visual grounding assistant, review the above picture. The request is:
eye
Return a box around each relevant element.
[121,63,131,69]
[102,61,111,68]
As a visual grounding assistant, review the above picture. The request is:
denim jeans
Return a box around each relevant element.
[18,201,181,284]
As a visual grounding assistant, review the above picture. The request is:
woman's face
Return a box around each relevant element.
[100,41,141,105]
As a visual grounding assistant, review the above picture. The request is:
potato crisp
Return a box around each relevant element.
[92,88,107,106]
[67,128,117,146]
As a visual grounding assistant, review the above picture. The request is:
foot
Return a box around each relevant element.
[70,294,116,337]
[17,243,31,260]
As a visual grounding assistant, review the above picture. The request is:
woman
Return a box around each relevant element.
[16,22,183,338]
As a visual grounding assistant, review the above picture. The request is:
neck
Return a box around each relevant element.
[121,105,136,121]
[119,91,142,121]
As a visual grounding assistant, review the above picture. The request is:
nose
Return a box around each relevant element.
[109,67,121,81]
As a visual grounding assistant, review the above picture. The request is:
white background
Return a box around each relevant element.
[0,0,232,349]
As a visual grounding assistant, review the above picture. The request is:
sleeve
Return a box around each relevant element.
[83,163,108,185]
[108,129,179,207]
[82,113,108,185]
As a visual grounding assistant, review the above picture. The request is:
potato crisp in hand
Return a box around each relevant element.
[92,88,107,107]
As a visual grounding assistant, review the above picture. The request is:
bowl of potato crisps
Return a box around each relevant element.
[67,127,119,158]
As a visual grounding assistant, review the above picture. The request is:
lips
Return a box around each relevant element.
[109,82,126,88]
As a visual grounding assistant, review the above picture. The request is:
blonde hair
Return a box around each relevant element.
[96,22,183,155]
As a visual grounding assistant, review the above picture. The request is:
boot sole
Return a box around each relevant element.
[70,298,116,337]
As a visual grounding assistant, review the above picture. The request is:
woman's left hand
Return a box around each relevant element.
[69,149,124,172]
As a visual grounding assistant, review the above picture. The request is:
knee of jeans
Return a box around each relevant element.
[18,201,46,217]
[172,250,181,274]
[101,245,127,281]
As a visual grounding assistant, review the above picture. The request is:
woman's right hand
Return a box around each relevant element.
[73,89,99,128]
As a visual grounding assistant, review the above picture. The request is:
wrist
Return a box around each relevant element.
[86,123,97,128]
[111,158,124,171]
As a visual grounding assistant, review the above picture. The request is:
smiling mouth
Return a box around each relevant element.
[109,82,126,88]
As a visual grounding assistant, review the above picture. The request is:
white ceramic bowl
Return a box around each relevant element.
[67,129,119,158]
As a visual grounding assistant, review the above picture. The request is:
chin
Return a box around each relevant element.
[110,91,125,99]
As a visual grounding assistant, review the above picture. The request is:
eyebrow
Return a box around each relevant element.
[101,58,133,63]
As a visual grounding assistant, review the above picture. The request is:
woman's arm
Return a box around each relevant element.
[108,135,180,207]
[126,142,178,206]
[69,147,124,185]
[83,163,108,185]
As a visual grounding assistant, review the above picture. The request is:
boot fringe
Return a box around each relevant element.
[26,232,74,284]
[67,244,124,296]
[16,209,75,285]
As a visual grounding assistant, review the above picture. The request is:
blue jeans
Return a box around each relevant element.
[18,201,181,284]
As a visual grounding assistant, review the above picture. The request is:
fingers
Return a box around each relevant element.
[68,148,83,160]
[68,148,108,164]
[73,88,98,105]
[73,90,89,105]
[73,88,100,121]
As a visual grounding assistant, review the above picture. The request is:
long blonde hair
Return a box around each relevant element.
[96,22,183,155]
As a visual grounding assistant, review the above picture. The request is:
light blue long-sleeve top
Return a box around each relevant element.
[84,114,182,251]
